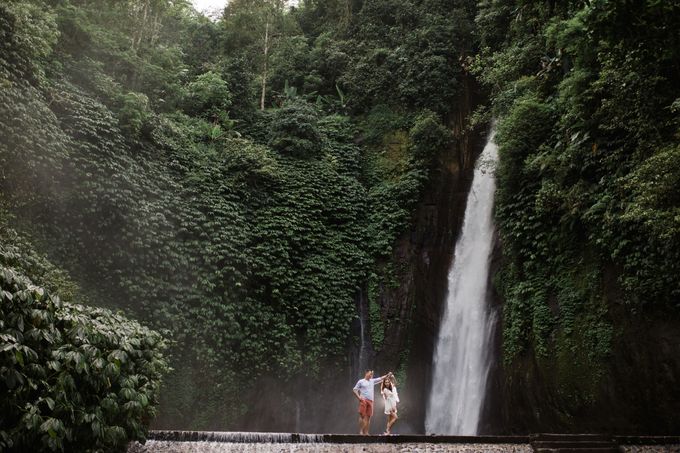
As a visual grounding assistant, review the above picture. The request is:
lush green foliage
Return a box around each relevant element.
[1,0,468,430]
[0,219,168,452]
[284,0,476,115]
[475,0,680,406]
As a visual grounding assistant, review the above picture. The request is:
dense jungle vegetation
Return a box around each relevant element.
[1,0,679,448]
[1,0,473,443]
[476,0,680,423]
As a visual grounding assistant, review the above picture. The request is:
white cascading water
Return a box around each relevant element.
[425,129,499,435]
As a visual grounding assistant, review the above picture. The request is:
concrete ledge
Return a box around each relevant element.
[148,431,532,444]
[321,434,532,444]
[147,431,680,446]
[614,436,680,445]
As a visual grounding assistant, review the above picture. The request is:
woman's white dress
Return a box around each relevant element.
[383,386,399,414]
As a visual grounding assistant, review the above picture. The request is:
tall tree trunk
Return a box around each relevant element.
[150,12,160,46]
[132,0,149,52]
[260,20,270,111]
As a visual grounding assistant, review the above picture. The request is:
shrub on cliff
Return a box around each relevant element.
[409,110,453,166]
[0,265,168,452]
[268,101,322,157]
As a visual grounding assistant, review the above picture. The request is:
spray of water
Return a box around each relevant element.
[425,129,499,435]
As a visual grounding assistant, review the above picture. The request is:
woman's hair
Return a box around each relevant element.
[381,379,393,392]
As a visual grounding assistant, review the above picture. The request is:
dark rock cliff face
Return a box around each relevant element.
[367,76,488,434]
[484,261,680,435]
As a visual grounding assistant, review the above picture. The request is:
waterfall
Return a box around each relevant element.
[355,287,373,376]
[295,401,301,433]
[425,128,499,435]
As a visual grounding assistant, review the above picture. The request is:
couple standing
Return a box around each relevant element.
[352,369,399,435]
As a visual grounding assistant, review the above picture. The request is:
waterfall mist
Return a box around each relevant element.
[425,129,499,435]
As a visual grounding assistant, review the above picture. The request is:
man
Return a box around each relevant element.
[352,369,392,435]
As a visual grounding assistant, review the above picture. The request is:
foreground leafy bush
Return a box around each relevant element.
[0,265,168,452]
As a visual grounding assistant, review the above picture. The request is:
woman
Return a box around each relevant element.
[381,374,399,434]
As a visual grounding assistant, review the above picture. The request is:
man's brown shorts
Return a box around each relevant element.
[358,398,373,418]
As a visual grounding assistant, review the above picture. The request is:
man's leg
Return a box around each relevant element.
[358,400,368,435]
[365,400,374,435]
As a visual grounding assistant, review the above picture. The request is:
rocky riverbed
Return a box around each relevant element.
[621,446,680,453]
